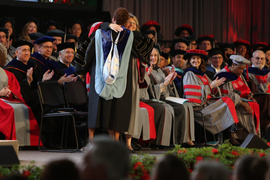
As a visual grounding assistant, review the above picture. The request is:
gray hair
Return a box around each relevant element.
[192,160,231,180]
[252,49,265,57]
[85,135,130,180]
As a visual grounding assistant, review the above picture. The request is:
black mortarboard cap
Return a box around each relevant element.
[43,20,61,31]
[66,20,83,29]
[219,43,235,50]
[29,32,45,40]
[0,16,15,28]
[142,30,155,37]
[57,42,75,52]
[207,48,223,57]
[46,29,65,38]
[66,34,78,42]
[160,52,169,59]
[13,40,34,49]
[21,16,39,29]
[0,28,8,37]
[170,49,186,57]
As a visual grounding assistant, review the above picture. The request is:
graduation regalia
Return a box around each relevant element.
[0,68,40,146]
[246,67,270,129]
[149,67,195,144]
[183,67,238,135]
[215,66,260,137]
[140,73,174,146]
[58,61,75,76]
[4,59,44,106]
[31,52,64,80]
[78,27,154,132]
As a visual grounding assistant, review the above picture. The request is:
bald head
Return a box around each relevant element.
[252,50,266,69]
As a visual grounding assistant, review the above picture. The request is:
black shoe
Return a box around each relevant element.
[181,142,202,148]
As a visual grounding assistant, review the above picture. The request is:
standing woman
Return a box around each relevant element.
[19,16,39,41]
[75,8,154,143]
[182,49,239,140]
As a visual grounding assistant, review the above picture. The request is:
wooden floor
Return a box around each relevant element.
[18,149,167,167]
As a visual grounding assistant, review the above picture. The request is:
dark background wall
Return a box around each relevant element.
[0,0,110,35]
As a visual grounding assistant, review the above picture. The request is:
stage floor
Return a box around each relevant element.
[18,149,167,167]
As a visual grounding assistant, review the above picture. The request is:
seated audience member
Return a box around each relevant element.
[170,38,189,51]
[149,47,196,147]
[151,154,189,180]
[168,49,186,96]
[29,32,45,53]
[0,17,16,64]
[214,55,260,141]
[263,47,270,70]
[182,49,238,142]
[191,160,231,180]
[19,16,39,41]
[246,50,270,139]
[206,48,224,79]
[40,159,80,180]
[43,20,61,33]
[184,35,197,50]
[67,20,83,48]
[0,43,40,146]
[31,36,77,84]
[158,52,169,69]
[57,42,75,75]
[219,43,235,64]
[140,20,161,34]
[233,39,251,59]
[233,155,268,180]
[174,24,194,38]
[196,35,215,51]
[252,42,268,51]
[5,40,53,119]
[46,29,65,61]
[142,30,156,43]
[81,136,130,180]
[66,34,78,43]
[0,28,9,65]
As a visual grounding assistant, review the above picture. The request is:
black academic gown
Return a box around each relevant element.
[76,29,154,132]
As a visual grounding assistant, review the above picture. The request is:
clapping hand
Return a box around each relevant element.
[0,86,11,97]
[211,76,226,88]
[42,70,54,82]
[26,67,33,84]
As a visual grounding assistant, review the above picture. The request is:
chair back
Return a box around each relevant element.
[37,81,66,107]
[63,81,88,106]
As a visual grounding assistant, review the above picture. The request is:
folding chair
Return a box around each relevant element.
[37,81,78,152]
[63,81,88,147]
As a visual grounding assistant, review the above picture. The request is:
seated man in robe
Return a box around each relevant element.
[246,50,270,140]
[0,42,40,146]
[57,42,75,76]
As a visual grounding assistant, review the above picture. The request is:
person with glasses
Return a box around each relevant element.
[31,36,77,84]
[246,50,270,140]
[46,29,66,61]
[57,42,75,76]
[205,48,225,79]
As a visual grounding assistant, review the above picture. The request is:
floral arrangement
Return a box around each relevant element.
[0,142,269,180]
[129,141,270,180]
[0,161,42,180]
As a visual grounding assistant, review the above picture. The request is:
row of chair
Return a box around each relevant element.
[37,81,88,152]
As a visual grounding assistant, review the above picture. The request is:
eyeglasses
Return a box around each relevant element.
[211,56,223,59]
[254,57,265,60]
[0,35,6,39]
[127,21,136,25]
[63,51,75,55]
[42,46,53,49]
